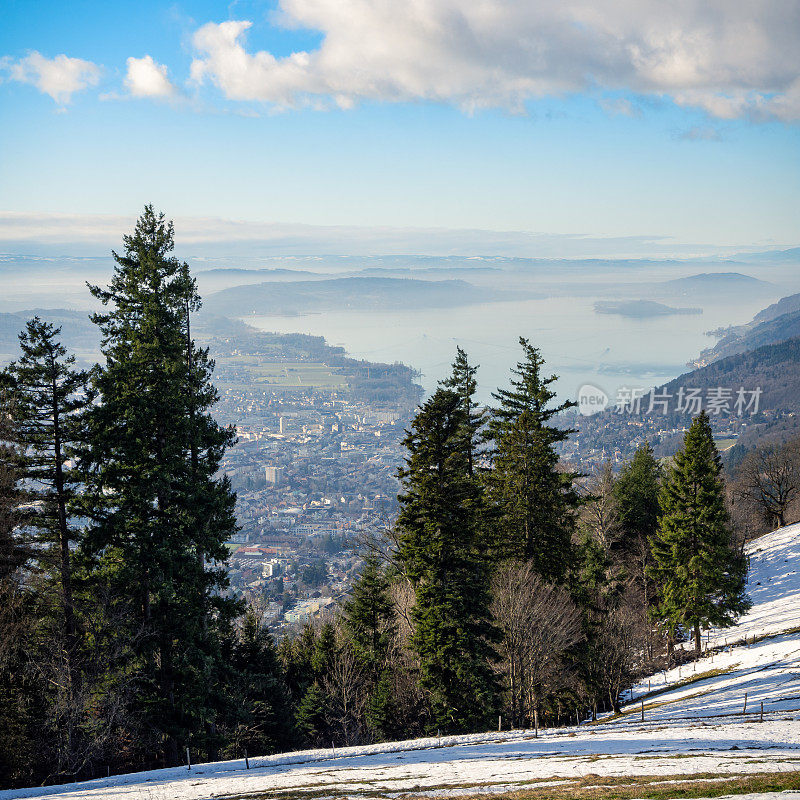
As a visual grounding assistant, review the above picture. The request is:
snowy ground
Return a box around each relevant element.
[4,523,800,800]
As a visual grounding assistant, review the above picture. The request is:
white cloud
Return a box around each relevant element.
[189,1,800,120]
[3,51,100,104]
[0,210,773,259]
[124,55,177,99]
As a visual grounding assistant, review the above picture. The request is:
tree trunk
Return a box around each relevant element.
[694,621,701,655]
[52,392,77,651]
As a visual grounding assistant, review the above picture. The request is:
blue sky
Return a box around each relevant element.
[1,0,798,255]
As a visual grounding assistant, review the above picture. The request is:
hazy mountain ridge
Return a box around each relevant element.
[0,309,100,358]
[661,272,773,297]
[204,276,519,317]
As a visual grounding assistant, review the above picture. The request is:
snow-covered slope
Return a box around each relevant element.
[3,524,800,800]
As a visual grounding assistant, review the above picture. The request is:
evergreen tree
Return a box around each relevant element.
[343,553,396,740]
[295,682,329,745]
[488,338,580,580]
[649,412,750,654]
[223,610,295,757]
[3,319,88,674]
[0,384,29,582]
[573,522,630,715]
[440,347,485,477]
[613,443,662,662]
[78,206,239,765]
[279,624,318,706]
[281,622,339,746]
[613,443,661,552]
[0,389,41,789]
[2,320,96,779]
[343,553,394,677]
[395,388,498,733]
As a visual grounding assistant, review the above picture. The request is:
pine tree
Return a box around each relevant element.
[0,383,29,583]
[613,443,661,552]
[0,388,41,789]
[613,443,661,662]
[343,553,394,676]
[78,206,239,765]
[285,622,339,746]
[3,319,88,671]
[395,388,498,733]
[440,347,485,477]
[649,412,750,654]
[343,553,396,740]
[224,610,295,757]
[2,319,94,778]
[488,338,580,580]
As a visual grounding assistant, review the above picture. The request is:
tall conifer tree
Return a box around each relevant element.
[79,206,239,765]
[613,443,662,661]
[440,347,484,477]
[3,319,88,664]
[613,442,661,552]
[649,412,750,654]
[2,320,92,776]
[0,385,29,583]
[224,610,295,757]
[343,553,394,676]
[0,391,40,789]
[488,338,579,580]
[395,388,497,733]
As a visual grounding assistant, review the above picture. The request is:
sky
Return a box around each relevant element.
[1,0,799,256]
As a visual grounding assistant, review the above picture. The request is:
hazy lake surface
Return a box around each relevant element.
[245,294,774,406]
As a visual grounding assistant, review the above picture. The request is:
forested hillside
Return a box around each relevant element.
[693,292,800,366]
[0,209,771,791]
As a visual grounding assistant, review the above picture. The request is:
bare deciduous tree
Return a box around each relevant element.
[491,561,583,732]
[322,644,368,747]
[580,461,622,551]
[736,440,800,530]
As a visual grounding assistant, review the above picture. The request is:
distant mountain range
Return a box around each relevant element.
[0,308,99,359]
[660,272,773,297]
[204,277,518,317]
[727,246,800,264]
[194,268,326,293]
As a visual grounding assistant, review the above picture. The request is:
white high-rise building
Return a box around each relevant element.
[265,465,285,486]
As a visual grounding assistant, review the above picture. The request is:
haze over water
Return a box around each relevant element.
[245,293,771,407]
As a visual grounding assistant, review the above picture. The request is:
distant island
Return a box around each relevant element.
[594,300,702,318]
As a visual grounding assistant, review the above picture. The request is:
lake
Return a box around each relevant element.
[244,293,774,407]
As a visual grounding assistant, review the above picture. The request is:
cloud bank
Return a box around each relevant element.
[0,210,782,260]
[189,0,800,120]
[2,51,100,104]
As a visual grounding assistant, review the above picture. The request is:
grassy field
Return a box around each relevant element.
[215,356,350,390]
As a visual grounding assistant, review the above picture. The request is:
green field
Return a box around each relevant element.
[216,356,350,390]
